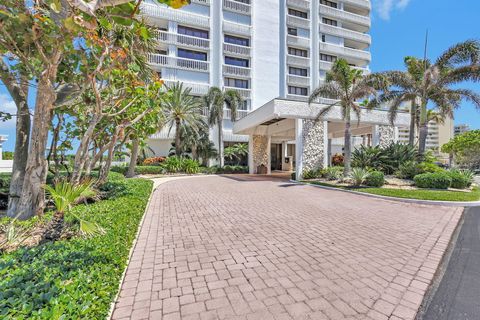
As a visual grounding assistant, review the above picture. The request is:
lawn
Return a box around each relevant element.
[0,173,153,319]
[305,181,480,202]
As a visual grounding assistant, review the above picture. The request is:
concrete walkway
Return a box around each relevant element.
[111,175,462,320]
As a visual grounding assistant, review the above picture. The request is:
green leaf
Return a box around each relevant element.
[50,0,61,13]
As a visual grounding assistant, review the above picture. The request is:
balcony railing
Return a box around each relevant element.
[223,0,251,15]
[148,54,210,72]
[286,0,310,10]
[319,43,371,62]
[222,64,251,78]
[286,54,310,67]
[162,80,210,95]
[286,94,309,102]
[223,43,251,57]
[286,15,310,29]
[287,35,310,48]
[141,3,209,28]
[224,86,251,99]
[223,20,252,36]
[155,31,210,50]
[319,5,370,28]
[287,74,310,86]
[224,108,249,120]
[342,0,371,11]
[191,0,210,5]
[319,24,371,46]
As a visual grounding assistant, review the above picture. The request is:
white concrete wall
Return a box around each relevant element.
[146,139,173,157]
[0,160,13,173]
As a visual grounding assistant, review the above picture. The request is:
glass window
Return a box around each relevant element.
[224,34,250,47]
[178,25,209,39]
[288,86,308,96]
[225,78,249,89]
[288,8,308,19]
[287,27,298,36]
[289,67,308,77]
[322,17,338,26]
[225,56,249,67]
[288,47,308,57]
[178,48,207,61]
[320,0,338,8]
[320,53,337,62]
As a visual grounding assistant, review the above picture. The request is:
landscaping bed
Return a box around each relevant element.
[0,173,153,318]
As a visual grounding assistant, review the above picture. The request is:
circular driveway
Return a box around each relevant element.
[112,175,462,320]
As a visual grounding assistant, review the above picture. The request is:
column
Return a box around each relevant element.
[301,119,328,172]
[295,119,304,179]
[250,135,271,174]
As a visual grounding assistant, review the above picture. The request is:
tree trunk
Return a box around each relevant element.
[97,131,120,184]
[15,72,57,220]
[343,110,352,176]
[71,115,101,184]
[7,99,31,217]
[408,100,416,146]
[175,119,181,157]
[418,102,429,155]
[218,118,224,168]
[126,138,139,178]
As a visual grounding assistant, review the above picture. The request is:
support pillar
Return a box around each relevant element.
[295,119,328,180]
[250,135,271,174]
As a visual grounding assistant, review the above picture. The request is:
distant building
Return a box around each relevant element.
[454,124,470,136]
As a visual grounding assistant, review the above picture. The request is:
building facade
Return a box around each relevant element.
[454,124,470,136]
[142,0,372,157]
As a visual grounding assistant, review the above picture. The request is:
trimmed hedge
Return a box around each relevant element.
[365,171,385,187]
[0,173,153,318]
[448,170,473,189]
[414,172,452,189]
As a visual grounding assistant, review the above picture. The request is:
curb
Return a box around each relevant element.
[291,180,480,207]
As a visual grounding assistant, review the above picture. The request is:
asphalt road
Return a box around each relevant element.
[422,206,480,320]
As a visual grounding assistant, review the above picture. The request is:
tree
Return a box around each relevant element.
[442,130,480,170]
[369,41,480,154]
[224,143,248,165]
[163,82,204,157]
[204,87,242,167]
[309,59,378,176]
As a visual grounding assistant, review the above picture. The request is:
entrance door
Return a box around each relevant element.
[270,144,282,171]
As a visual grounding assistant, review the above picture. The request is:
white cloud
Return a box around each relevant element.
[0,93,17,131]
[374,0,411,20]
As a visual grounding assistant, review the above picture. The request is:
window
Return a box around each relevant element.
[234,0,250,3]
[321,34,326,42]
[178,48,207,61]
[287,27,298,36]
[178,25,209,39]
[320,53,337,62]
[225,78,249,89]
[155,49,167,55]
[322,17,338,26]
[320,0,338,8]
[224,34,250,47]
[288,8,308,19]
[288,86,308,96]
[289,67,308,77]
[288,47,308,57]
[225,56,249,67]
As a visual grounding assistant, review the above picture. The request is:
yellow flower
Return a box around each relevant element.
[169,0,189,9]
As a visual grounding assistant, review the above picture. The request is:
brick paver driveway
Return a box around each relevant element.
[112,175,462,320]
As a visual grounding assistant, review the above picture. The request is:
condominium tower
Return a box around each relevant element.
[142,0,371,156]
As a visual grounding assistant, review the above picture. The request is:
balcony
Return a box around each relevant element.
[286,0,310,10]
[319,5,370,29]
[223,21,251,36]
[148,54,210,72]
[342,0,371,11]
[155,31,210,50]
[286,15,310,29]
[223,43,251,57]
[319,24,371,46]
[224,108,249,120]
[286,54,310,68]
[286,94,309,102]
[191,0,210,5]
[224,86,251,99]
[141,3,209,28]
[287,35,310,48]
[222,64,251,78]
[223,0,251,15]
[287,74,310,86]
[319,60,369,74]
[162,80,210,95]
[319,43,371,62]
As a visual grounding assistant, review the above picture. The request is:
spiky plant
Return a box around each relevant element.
[350,168,371,186]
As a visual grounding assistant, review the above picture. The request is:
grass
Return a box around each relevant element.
[0,173,153,319]
[304,181,480,202]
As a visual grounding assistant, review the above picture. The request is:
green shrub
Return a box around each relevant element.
[324,166,344,181]
[163,156,183,173]
[0,173,11,190]
[396,161,419,179]
[414,172,452,189]
[448,169,474,189]
[135,166,166,175]
[365,171,385,187]
[110,166,128,174]
[0,174,153,318]
[350,167,370,186]
[303,169,322,180]
[416,162,444,174]
[181,159,200,174]
[352,142,418,174]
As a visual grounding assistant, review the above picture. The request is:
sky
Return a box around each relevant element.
[1,0,479,151]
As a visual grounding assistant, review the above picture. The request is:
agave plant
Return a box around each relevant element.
[350,168,371,186]
[352,145,387,169]
[43,180,103,241]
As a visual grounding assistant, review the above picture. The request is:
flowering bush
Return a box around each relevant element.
[142,157,166,166]
[332,154,344,166]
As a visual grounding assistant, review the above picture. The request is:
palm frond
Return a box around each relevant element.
[436,39,480,68]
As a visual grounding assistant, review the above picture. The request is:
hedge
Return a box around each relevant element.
[0,173,153,318]
[365,171,385,187]
[414,172,452,189]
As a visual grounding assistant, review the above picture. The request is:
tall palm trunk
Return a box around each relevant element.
[217,116,224,167]
[175,119,181,156]
[418,101,429,155]
[126,138,139,178]
[408,100,416,146]
[343,107,352,176]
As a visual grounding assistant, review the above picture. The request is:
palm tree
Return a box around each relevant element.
[309,59,379,176]
[204,87,243,167]
[163,82,204,156]
[369,40,480,154]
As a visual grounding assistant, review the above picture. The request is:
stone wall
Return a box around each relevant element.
[302,120,327,172]
[252,135,269,173]
[378,125,396,147]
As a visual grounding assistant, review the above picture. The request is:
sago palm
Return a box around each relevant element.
[204,87,243,167]
[309,59,379,176]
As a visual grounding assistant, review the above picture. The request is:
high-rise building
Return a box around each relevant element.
[142,0,372,156]
[454,124,470,136]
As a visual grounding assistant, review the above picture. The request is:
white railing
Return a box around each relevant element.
[155,31,210,49]
[222,64,251,78]
[286,15,310,29]
[286,94,309,102]
[224,108,249,120]
[342,0,371,10]
[287,35,310,48]
[148,54,210,72]
[162,80,210,95]
[319,5,370,27]
[286,0,310,10]
[286,54,310,67]
[141,3,209,28]
[223,21,251,36]
[319,43,371,62]
[224,86,251,99]
[287,74,310,86]
[223,0,251,15]
[319,24,371,45]
[192,0,210,5]
[223,43,251,56]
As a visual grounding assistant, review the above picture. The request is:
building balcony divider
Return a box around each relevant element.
[287,35,310,48]
[287,74,311,86]
[222,64,251,78]
[319,24,371,46]
[318,42,371,62]
[286,54,310,67]
[224,86,251,99]
[286,0,310,10]
[223,20,252,36]
[141,3,209,28]
[223,43,251,57]
[223,0,251,15]
[156,31,210,50]
[148,54,210,72]
[286,15,311,29]
[318,4,370,28]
